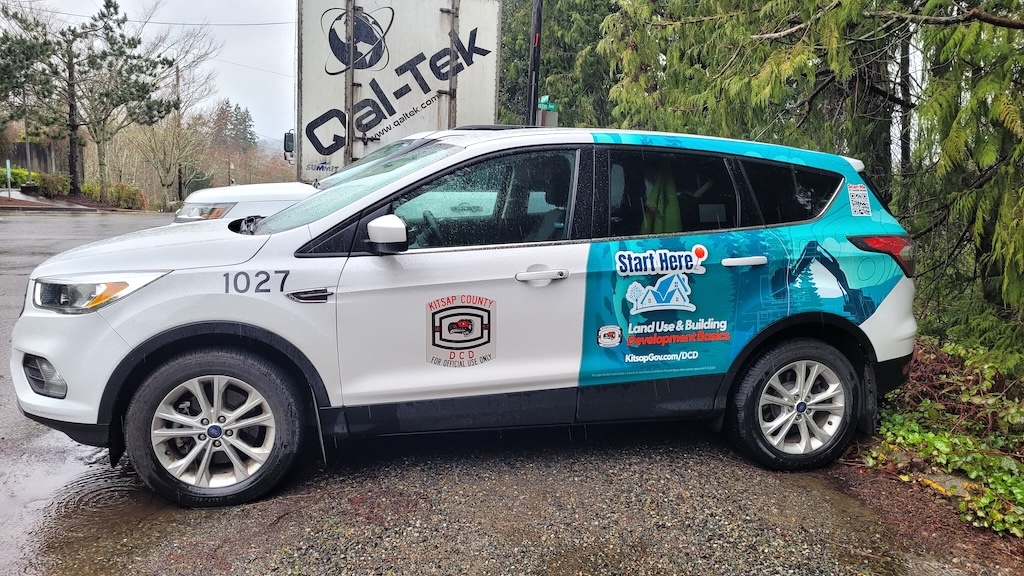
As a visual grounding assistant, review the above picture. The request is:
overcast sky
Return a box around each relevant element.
[32,0,297,153]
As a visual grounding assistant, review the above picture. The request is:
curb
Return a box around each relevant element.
[0,205,98,213]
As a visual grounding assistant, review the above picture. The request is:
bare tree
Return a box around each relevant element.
[123,0,221,205]
[129,112,209,206]
[133,1,221,112]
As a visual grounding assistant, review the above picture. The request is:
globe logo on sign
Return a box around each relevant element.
[321,7,394,75]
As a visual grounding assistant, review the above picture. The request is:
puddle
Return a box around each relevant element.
[0,432,177,576]
[783,472,908,575]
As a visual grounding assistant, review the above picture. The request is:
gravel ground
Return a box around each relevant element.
[27,422,988,576]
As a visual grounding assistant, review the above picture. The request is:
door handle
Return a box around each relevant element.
[515,269,570,282]
[721,256,768,267]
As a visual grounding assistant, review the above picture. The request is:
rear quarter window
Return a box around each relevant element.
[741,160,843,225]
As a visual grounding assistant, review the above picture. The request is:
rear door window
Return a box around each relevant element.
[600,149,742,238]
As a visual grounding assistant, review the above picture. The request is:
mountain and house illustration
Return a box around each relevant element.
[626,273,697,314]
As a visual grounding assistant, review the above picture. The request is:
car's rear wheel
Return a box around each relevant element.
[125,348,305,507]
[728,338,858,470]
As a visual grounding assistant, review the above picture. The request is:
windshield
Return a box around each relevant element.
[255,139,461,234]
[313,139,417,190]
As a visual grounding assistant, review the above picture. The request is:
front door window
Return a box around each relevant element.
[392,150,578,249]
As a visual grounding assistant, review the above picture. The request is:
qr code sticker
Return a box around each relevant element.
[848,184,872,217]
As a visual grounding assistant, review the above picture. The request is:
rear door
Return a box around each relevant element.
[578,146,790,420]
[335,147,594,433]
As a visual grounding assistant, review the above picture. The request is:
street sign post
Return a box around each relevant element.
[537,95,558,127]
[5,159,10,198]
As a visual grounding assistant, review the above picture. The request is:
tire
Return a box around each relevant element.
[727,338,858,471]
[125,348,305,507]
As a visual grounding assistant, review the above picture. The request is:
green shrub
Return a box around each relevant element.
[80,182,101,201]
[1,166,31,188]
[37,172,70,198]
[864,338,1024,537]
[108,181,145,210]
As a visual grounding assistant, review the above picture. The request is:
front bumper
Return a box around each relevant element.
[18,403,110,447]
[10,306,132,426]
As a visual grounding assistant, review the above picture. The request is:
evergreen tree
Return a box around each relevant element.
[499,0,617,127]
[599,0,1024,331]
[204,99,257,153]
[208,99,233,148]
[229,104,257,153]
[0,8,54,122]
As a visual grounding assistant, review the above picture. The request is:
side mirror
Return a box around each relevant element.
[283,131,294,153]
[366,214,408,254]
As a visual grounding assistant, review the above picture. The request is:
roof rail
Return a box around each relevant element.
[453,124,542,131]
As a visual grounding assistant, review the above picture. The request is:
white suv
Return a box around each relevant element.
[173,182,317,223]
[11,128,916,506]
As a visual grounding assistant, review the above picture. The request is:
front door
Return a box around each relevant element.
[335,148,592,433]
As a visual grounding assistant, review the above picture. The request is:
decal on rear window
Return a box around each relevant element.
[848,183,872,216]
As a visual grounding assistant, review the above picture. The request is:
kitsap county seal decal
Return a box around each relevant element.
[426,294,496,368]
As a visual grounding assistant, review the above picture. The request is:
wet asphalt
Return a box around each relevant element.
[0,213,174,572]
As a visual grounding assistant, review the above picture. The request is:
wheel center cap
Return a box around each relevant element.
[795,401,808,413]
[207,425,223,439]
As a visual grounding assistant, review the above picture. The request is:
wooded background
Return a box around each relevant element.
[498,0,1024,368]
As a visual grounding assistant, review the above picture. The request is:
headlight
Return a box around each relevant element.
[173,202,236,223]
[33,272,168,314]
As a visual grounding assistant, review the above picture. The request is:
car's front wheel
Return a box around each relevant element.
[125,349,305,507]
[728,338,858,470]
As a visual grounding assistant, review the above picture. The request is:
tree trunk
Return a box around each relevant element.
[177,163,184,202]
[899,31,912,177]
[66,48,82,196]
[95,131,109,202]
[850,62,893,201]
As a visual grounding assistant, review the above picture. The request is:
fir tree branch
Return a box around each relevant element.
[864,8,1024,30]
[912,209,950,240]
[865,82,917,109]
[751,1,840,40]
[916,223,972,279]
[651,11,756,27]
[795,74,836,108]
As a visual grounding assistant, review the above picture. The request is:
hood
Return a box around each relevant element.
[33,219,269,278]
[184,182,317,203]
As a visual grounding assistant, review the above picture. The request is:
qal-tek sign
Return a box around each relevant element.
[298,0,501,181]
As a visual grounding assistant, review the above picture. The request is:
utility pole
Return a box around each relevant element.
[525,0,543,126]
[343,0,357,164]
[175,64,184,201]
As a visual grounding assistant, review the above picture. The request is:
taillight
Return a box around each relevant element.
[848,235,915,277]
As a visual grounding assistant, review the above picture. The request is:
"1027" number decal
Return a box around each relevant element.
[223,270,290,294]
